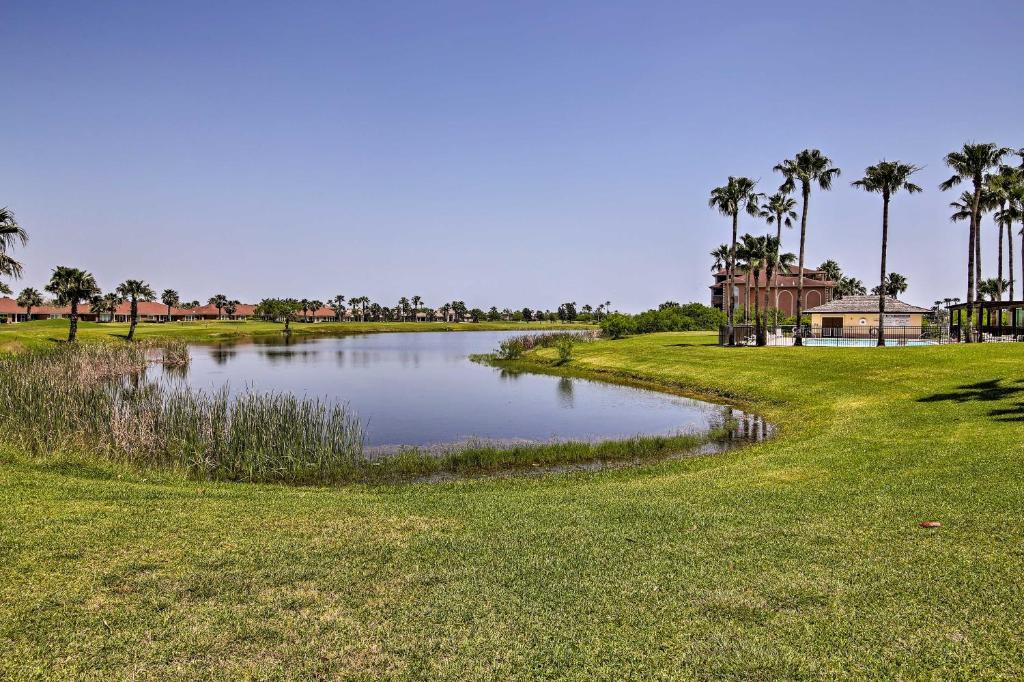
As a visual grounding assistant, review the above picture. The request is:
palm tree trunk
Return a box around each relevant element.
[128,299,138,341]
[754,267,764,346]
[998,204,1005,300]
[727,211,738,345]
[68,301,78,343]
[795,185,809,346]
[773,214,783,329]
[966,184,979,342]
[1008,217,1015,301]
[877,192,889,347]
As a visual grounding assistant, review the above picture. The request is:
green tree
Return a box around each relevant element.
[208,294,229,320]
[761,192,798,324]
[852,160,923,345]
[15,287,43,321]
[941,143,1010,341]
[254,298,301,332]
[739,234,771,345]
[978,277,1009,302]
[763,237,796,328]
[45,266,100,342]
[116,279,156,341]
[0,207,29,294]
[329,294,346,321]
[91,292,122,323]
[871,272,909,297]
[161,289,180,321]
[774,149,841,345]
[987,166,1021,300]
[835,276,867,298]
[709,177,763,345]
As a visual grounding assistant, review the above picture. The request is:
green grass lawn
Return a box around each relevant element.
[3,332,1024,678]
[0,318,591,353]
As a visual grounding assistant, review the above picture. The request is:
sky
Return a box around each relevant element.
[3,0,1023,312]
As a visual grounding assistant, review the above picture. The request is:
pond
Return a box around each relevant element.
[159,331,764,453]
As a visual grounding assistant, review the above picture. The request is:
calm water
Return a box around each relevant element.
[160,331,756,452]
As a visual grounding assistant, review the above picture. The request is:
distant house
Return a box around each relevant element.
[192,303,257,321]
[711,267,836,317]
[804,295,930,331]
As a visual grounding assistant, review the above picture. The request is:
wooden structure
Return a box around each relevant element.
[947,300,1024,341]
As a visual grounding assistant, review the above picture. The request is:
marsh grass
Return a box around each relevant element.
[0,343,365,484]
[495,330,597,360]
[1,339,730,485]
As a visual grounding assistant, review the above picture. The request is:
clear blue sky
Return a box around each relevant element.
[4,1,1022,311]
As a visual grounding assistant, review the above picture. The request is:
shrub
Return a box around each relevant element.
[496,336,526,360]
[555,335,575,364]
[601,313,636,339]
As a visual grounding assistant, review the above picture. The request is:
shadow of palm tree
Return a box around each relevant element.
[918,379,1024,422]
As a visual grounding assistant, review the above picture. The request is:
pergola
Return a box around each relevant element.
[947,301,1024,341]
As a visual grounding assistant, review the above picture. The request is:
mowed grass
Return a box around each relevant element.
[0,318,592,354]
[3,332,1024,678]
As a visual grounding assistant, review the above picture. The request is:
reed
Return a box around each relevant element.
[0,343,365,484]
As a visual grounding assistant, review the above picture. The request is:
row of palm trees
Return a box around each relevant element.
[712,143,1023,346]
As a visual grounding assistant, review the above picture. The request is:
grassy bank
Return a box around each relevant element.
[0,318,593,354]
[3,332,1024,677]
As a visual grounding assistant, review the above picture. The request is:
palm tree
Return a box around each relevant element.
[852,160,923,345]
[15,287,43,322]
[709,176,763,343]
[941,143,1011,341]
[224,300,240,318]
[733,240,753,323]
[774,149,841,344]
[45,266,100,342]
[208,294,229,320]
[763,238,796,329]
[329,294,346,321]
[91,292,122,322]
[871,272,909,297]
[160,289,180,322]
[0,207,29,292]
[710,244,730,272]
[978,277,1009,302]
[116,279,156,341]
[761,192,797,326]
[397,296,410,322]
[835,276,867,298]
[818,259,843,283]
[987,168,1013,299]
[309,299,323,321]
[411,295,422,320]
[739,234,769,344]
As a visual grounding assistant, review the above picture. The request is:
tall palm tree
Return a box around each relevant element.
[763,238,796,328]
[0,207,29,292]
[774,149,841,345]
[852,160,923,346]
[990,166,1023,300]
[161,289,180,322]
[733,240,754,323]
[45,266,100,342]
[411,295,422,320]
[941,143,1011,341]
[739,234,769,344]
[15,287,43,322]
[116,279,156,341]
[871,272,909,297]
[709,176,762,344]
[760,192,797,326]
[208,294,229,320]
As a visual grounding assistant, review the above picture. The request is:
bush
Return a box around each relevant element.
[555,335,575,364]
[601,313,636,339]
[601,303,725,338]
[496,337,526,360]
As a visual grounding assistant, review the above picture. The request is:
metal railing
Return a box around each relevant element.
[719,325,950,347]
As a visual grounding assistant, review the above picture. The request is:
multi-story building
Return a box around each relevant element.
[710,267,836,318]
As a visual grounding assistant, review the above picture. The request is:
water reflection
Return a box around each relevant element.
[164,331,771,450]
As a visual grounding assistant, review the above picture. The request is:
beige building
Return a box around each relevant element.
[804,295,930,331]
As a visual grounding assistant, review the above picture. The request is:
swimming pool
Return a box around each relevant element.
[802,338,938,347]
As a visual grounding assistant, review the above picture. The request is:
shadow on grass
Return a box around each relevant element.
[918,378,1024,422]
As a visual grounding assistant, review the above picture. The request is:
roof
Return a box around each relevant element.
[193,303,257,316]
[804,295,930,314]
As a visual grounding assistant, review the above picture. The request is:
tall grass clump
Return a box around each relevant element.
[494,330,597,359]
[0,343,364,484]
